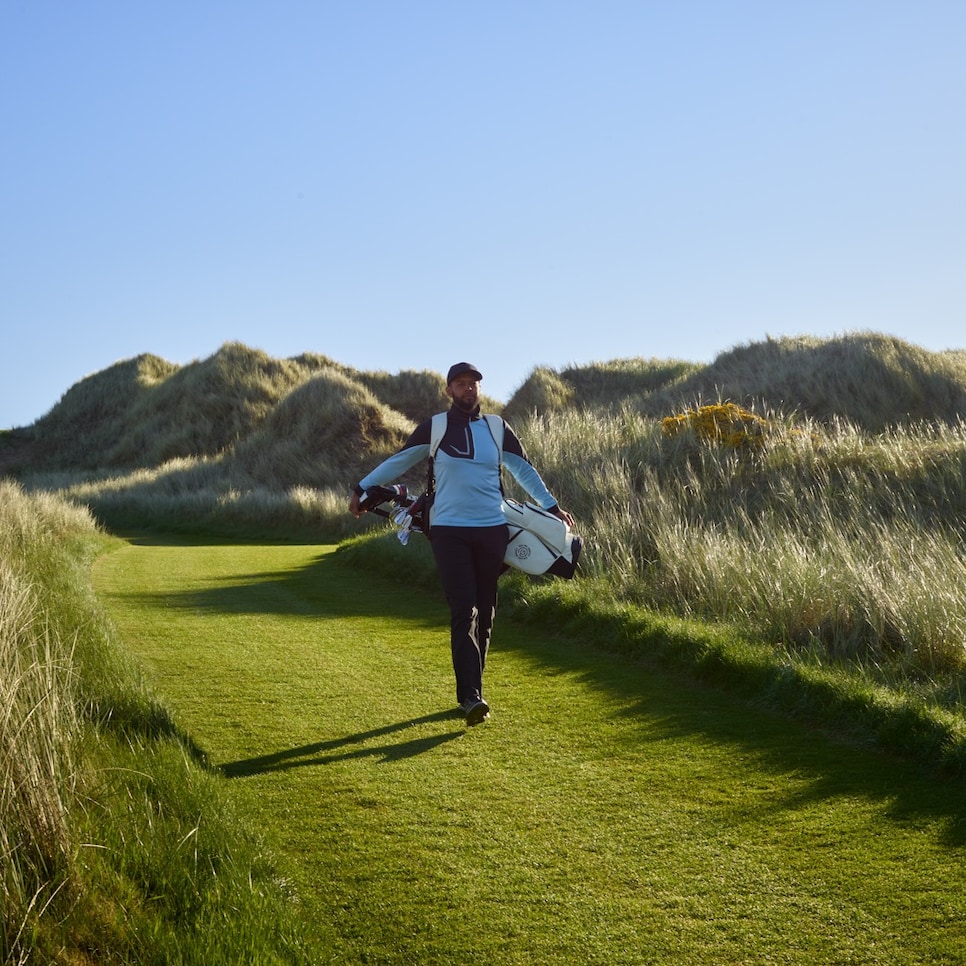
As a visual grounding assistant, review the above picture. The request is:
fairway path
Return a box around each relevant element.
[94,537,966,964]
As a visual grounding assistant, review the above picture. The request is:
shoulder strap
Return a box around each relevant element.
[429,412,448,458]
[426,412,447,495]
[483,413,504,465]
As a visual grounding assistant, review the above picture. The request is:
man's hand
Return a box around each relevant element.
[349,491,364,517]
[550,505,575,529]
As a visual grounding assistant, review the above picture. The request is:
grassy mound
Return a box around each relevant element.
[503,331,966,429]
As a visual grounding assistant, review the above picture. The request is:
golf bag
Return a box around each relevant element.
[358,485,582,579]
[501,498,582,579]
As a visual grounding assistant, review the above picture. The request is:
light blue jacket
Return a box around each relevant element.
[357,407,558,528]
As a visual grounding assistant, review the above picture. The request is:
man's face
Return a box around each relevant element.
[447,375,480,412]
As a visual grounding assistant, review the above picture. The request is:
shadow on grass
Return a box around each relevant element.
[104,540,444,623]
[221,711,463,777]
[494,624,966,849]
[109,535,966,848]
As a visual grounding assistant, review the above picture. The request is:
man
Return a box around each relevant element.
[349,362,574,726]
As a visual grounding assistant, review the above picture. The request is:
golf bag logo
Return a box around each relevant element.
[513,544,532,561]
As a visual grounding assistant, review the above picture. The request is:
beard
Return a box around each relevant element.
[452,395,479,414]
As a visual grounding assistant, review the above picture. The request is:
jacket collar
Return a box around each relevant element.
[448,403,482,423]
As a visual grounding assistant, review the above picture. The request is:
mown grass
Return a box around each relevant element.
[91,535,966,964]
[338,530,966,778]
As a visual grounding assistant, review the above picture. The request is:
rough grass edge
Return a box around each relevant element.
[335,532,966,781]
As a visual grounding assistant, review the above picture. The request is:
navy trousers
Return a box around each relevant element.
[429,525,508,705]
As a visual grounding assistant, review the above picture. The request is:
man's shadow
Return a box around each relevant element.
[221,710,463,777]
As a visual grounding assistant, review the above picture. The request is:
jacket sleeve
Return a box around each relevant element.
[355,419,432,494]
[501,420,559,511]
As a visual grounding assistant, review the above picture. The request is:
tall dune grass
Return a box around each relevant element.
[28,344,332,469]
[0,558,76,958]
[519,406,966,681]
[1,483,90,959]
[503,356,701,422]
[233,367,416,489]
[0,481,309,963]
[21,343,486,474]
[26,460,369,541]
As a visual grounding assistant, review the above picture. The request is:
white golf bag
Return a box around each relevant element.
[501,499,582,579]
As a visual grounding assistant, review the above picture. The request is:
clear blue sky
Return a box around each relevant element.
[3,2,964,429]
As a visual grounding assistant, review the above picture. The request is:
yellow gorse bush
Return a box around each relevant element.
[661,402,769,450]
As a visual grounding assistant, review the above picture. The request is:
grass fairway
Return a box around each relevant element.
[94,537,966,965]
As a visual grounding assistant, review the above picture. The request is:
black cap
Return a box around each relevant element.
[446,362,483,384]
